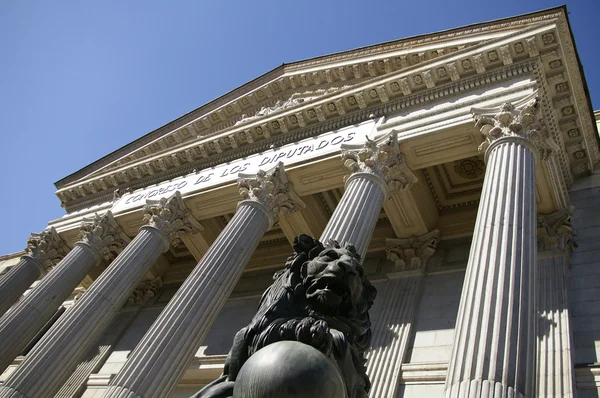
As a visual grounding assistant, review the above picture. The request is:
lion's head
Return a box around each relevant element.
[303,244,373,318]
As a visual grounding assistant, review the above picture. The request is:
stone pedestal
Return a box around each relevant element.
[102,163,303,398]
[0,193,199,398]
[0,212,129,373]
[320,132,417,259]
[0,228,68,317]
[367,231,439,397]
[536,209,577,398]
[444,98,553,398]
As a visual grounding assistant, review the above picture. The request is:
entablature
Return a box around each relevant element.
[54,10,597,215]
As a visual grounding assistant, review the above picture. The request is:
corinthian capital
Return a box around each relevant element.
[386,230,440,273]
[143,191,203,246]
[538,207,577,256]
[25,227,70,272]
[472,95,559,159]
[342,132,417,196]
[238,162,305,225]
[78,211,131,262]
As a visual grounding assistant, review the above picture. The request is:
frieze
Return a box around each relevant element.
[112,122,369,214]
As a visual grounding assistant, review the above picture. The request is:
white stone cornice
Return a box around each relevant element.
[238,162,305,227]
[78,211,131,262]
[143,191,203,246]
[24,227,70,272]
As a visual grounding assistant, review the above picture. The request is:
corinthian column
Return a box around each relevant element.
[367,230,439,397]
[0,212,130,373]
[102,162,303,398]
[0,227,68,316]
[444,96,556,398]
[0,192,200,398]
[536,209,576,398]
[320,131,417,259]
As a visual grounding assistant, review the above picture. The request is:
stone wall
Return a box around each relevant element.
[569,166,600,397]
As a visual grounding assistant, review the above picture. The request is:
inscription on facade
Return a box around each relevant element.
[112,121,373,213]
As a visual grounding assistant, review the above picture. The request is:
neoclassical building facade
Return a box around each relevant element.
[1,7,599,398]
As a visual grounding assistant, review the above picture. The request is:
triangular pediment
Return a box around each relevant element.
[56,7,596,213]
[59,12,555,184]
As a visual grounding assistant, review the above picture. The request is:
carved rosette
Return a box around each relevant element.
[143,191,203,246]
[342,132,417,196]
[538,207,577,258]
[472,96,559,159]
[78,211,131,262]
[386,230,440,272]
[238,162,304,224]
[125,277,163,308]
[25,227,70,272]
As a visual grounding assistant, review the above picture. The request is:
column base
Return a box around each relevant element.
[101,385,138,398]
[0,385,28,398]
[444,380,525,398]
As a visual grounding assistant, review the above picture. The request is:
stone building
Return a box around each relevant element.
[0,6,599,398]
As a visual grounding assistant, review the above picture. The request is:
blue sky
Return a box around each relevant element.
[0,0,598,254]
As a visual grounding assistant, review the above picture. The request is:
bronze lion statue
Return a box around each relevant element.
[192,234,377,398]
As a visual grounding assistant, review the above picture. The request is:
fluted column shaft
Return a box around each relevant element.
[536,208,576,398]
[0,226,168,398]
[103,202,271,398]
[367,274,424,397]
[536,255,575,397]
[321,173,387,259]
[321,130,417,260]
[444,136,538,398]
[0,256,43,316]
[102,163,301,398]
[0,243,100,373]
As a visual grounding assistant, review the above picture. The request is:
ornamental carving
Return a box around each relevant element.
[78,211,131,262]
[386,230,440,272]
[25,227,69,272]
[472,96,559,159]
[238,162,304,224]
[125,277,163,308]
[454,157,485,180]
[235,98,308,126]
[342,132,418,194]
[143,191,203,246]
[538,207,577,257]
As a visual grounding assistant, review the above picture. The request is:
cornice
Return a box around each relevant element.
[56,19,592,217]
